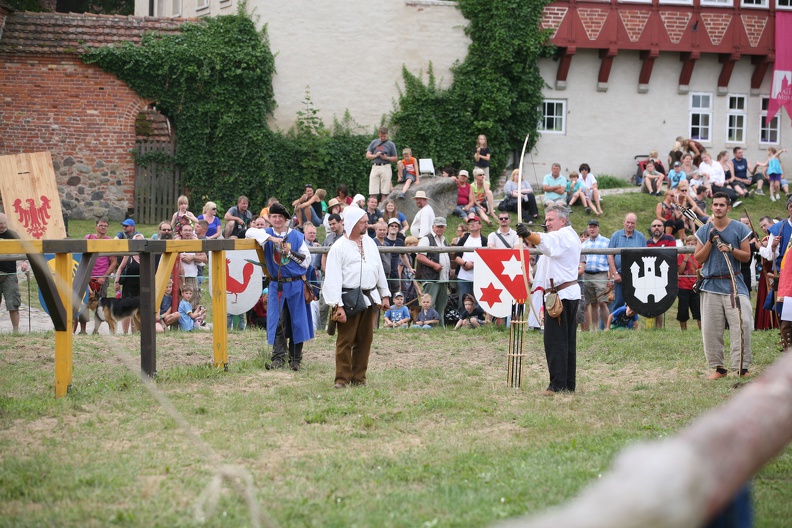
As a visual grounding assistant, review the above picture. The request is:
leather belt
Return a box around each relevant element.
[584,270,608,274]
[549,280,577,293]
[270,276,302,283]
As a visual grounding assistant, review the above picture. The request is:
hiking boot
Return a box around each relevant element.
[289,362,301,372]
[266,359,285,370]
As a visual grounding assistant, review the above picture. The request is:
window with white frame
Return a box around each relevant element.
[196,0,209,10]
[760,97,780,145]
[539,100,566,134]
[701,0,732,6]
[726,95,746,144]
[690,93,712,142]
[659,0,693,5]
[172,0,181,16]
[740,0,768,7]
[778,0,792,9]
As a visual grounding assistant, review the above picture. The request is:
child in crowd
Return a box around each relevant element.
[397,147,420,198]
[384,292,411,328]
[171,195,199,239]
[757,147,787,202]
[566,171,588,210]
[606,304,638,330]
[643,160,665,196]
[248,288,268,329]
[156,280,181,332]
[413,293,441,329]
[455,294,485,329]
[667,161,687,189]
[178,286,206,331]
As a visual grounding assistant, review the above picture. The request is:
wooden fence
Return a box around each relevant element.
[134,140,182,224]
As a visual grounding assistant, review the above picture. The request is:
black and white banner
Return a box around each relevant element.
[621,248,678,318]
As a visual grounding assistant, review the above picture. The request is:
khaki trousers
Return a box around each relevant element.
[701,291,753,371]
[335,305,378,385]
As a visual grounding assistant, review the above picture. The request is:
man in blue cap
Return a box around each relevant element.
[115,218,141,240]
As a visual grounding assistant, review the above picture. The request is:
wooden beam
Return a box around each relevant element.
[638,49,659,92]
[211,249,228,370]
[140,252,157,378]
[751,54,772,93]
[597,48,618,91]
[54,252,73,397]
[555,47,575,90]
[72,253,98,317]
[678,51,699,93]
[717,52,740,95]
[154,252,179,311]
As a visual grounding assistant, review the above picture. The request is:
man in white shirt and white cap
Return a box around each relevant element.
[410,190,435,239]
[323,206,391,388]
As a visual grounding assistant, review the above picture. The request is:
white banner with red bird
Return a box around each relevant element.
[208,250,263,315]
[0,152,67,240]
[473,248,532,318]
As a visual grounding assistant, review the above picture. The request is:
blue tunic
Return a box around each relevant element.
[264,228,314,345]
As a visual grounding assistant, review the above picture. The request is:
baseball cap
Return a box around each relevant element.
[467,215,481,223]
[588,219,599,226]
[387,217,401,226]
[394,291,404,298]
[674,161,681,167]
[458,169,469,177]
[121,219,136,227]
[433,217,447,226]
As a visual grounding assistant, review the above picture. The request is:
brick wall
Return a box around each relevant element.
[0,54,149,220]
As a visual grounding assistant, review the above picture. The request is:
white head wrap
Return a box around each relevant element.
[351,194,366,207]
[343,206,366,237]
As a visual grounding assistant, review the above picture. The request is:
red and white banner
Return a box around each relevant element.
[767,12,792,123]
[473,249,532,318]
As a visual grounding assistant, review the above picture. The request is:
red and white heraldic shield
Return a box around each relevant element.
[473,249,532,318]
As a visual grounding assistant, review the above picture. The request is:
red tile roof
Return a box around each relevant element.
[0,11,194,54]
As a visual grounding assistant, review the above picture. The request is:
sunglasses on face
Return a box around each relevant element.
[499,217,509,220]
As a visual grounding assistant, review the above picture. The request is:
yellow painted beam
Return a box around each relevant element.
[233,239,259,251]
[211,249,228,369]
[54,252,73,397]
[0,240,43,254]
[84,239,132,253]
[161,240,205,252]
[154,252,179,309]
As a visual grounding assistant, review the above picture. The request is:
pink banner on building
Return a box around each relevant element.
[767,12,792,123]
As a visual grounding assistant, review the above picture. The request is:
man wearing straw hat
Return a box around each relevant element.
[410,190,435,240]
[0,213,29,333]
[323,206,391,388]
[516,205,582,395]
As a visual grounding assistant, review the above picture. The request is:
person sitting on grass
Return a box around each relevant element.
[178,285,206,331]
[383,291,411,329]
[566,171,589,212]
[642,160,665,196]
[156,280,181,333]
[413,293,441,329]
[455,294,486,329]
[606,304,638,330]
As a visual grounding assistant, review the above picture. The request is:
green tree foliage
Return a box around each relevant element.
[82,11,277,211]
[391,0,552,176]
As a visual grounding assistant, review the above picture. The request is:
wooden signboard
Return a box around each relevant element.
[0,151,67,240]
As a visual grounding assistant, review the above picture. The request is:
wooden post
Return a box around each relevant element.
[211,249,228,370]
[53,252,73,397]
[139,251,156,378]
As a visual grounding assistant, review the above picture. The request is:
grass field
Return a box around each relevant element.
[1,321,791,526]
[2,191,790,527]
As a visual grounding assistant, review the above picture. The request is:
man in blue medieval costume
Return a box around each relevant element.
[246,203,313,370]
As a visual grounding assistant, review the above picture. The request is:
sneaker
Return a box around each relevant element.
[733,200,742,208]
[748,189,755,198]
[398,193,405,199]
[585,207,591,214]
[755,189,765,196]
[771,194,776,202]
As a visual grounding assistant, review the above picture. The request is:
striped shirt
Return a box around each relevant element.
[582,234,610,272]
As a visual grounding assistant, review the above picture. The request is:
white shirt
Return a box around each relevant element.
[582,172,597,190]
[411,204,435,239]
[322,236,390,307]
[418,232,450,282]
[699,161,725,186]
[488,228,519,249]
[457,234,483,281]
[534,225,582,301]
[245,227,311,269]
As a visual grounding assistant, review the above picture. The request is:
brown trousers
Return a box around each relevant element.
[335,305,378,385]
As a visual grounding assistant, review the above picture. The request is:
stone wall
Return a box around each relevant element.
[0,53,148,220]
